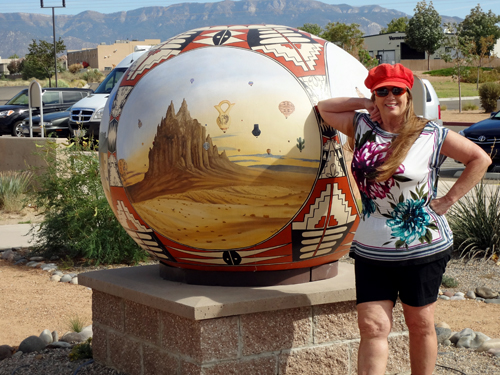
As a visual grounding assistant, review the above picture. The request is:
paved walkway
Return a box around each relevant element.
[0,224,36,250]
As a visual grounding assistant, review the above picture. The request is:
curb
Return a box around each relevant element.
[443,122,474,127]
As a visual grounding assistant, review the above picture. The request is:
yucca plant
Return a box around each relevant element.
[0,170,32,212]
[447,180,500,261]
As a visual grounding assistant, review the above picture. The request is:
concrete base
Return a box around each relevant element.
[80,263,410,375]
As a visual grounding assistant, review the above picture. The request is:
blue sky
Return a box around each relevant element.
[0,0,497,21]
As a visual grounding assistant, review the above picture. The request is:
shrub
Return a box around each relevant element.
[441,275,459,288]
[447,181,500,261]
[69,338,92,361]
[461,67,500,84]
[56,79,70,88]
[0,171,32,212]
[67,315,86,333]
[82,68,103,83]
[441,104,447,111]
[479,82,500,113]
[71,79,88,88]
[28,140,148,265]
[462,102,478,111]
[68,63,83,74]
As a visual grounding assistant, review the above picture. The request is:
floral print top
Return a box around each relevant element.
[350,113,453,266]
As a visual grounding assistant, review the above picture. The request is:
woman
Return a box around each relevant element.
[318,63,491,375]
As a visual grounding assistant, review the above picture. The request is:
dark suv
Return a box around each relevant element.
[0,88,92,136]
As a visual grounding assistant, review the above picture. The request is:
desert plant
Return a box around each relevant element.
[479,82,500,112]
[0,171,32,212]
[447,180,500,261]
[440,105,447,111]
[27,140,148,265]
[67,315,87,333]
[441,274,459,288]
[463,102,479,111]
[68,63,83,74]
[82,68,103,83]
[69,338,92,361]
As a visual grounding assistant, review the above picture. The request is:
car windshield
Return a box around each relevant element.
[6,90,29,105]
[493,111,500,119]
[94,67,127,94]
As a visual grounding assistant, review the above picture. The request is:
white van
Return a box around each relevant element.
[68,48,150,138]
[412,77,442,126]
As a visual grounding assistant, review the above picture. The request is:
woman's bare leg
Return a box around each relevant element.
[357,300,394,375]
[402,302,437,375]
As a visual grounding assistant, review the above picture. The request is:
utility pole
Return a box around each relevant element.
[40,0,66,87]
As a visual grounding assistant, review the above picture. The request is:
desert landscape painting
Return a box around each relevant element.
[114,47,322,249]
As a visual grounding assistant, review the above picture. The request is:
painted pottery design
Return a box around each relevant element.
[99,24,369,272]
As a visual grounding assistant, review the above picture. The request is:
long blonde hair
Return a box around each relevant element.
[372,90,428,182]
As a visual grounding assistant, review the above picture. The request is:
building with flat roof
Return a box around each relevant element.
[67,39,161,71]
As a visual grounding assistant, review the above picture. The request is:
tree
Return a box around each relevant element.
[460,5,500,56]
[7,59,21,75]
[380,17,409,34]
[405,1,444,70]
[468,35,497,89]
[441,23,473,113]
[23,38,66,87]
[297,23,323,37]
[8,54,19,59]
[322,22,364,56]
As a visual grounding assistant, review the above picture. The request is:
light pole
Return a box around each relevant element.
[40,0,66,87]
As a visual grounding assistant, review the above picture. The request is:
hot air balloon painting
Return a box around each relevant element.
[190,78,194,84]
[138,119,142,129]
[266,148,271,155]
[214,100,235,133]
[278,101,295,119]
[203,142,210,150]
[248,81,253,86]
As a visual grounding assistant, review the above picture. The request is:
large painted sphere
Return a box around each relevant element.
[99,25,368,273]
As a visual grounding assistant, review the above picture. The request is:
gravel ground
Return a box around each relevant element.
[0,257,499,375]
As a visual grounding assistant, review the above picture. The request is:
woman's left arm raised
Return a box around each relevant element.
[430,130,492,215]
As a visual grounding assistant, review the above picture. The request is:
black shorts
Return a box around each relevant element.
[354,253,451,307]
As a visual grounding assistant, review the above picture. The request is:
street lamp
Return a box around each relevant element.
[40,0,66,87]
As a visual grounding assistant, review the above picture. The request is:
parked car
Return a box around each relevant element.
[413,77,442,126]
[69,48,150,139]
[21,106,72,138]
[458,111,500,170]
[0,88,92,137]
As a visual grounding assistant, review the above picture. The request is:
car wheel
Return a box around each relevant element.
[12,121,25,137]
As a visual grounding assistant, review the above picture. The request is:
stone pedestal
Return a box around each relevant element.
[79,264,410,375]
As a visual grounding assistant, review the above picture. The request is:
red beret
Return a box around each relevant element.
[364,63,414,92]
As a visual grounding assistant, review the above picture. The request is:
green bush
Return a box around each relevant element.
[447,181,500,261]
[0,171,32,212]
[28,140,148,265]
[82,68,103,83]
[68,63,83,74]
[69,338,92,361]
[479,82,500,113]
[441,275,459,288]
[461,67,500,84]
[462,102,478,111]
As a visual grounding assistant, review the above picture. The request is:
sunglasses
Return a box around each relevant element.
[374,87,407,97]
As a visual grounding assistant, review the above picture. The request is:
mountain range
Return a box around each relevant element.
[0,0,461,58]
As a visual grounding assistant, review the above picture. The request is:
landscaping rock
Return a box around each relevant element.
[439,295,450,300]
[29,256,45,261]
[0,345,14,361]
[60,274,72,283]
[70,277,78,285]
[52,331,59,343]
[39,329,53,345]
[475,287,498,299]
[436,322,451,329]
[50,275,61,282]
[484,298,500,304]
[1,250,15,261]
[436,327,452,344]
[477,338,500,352]
[47,341,72,349]
[60,332,84,343]
[79,325,93,341]
[466,290,476,299]
[18,336,46,353]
